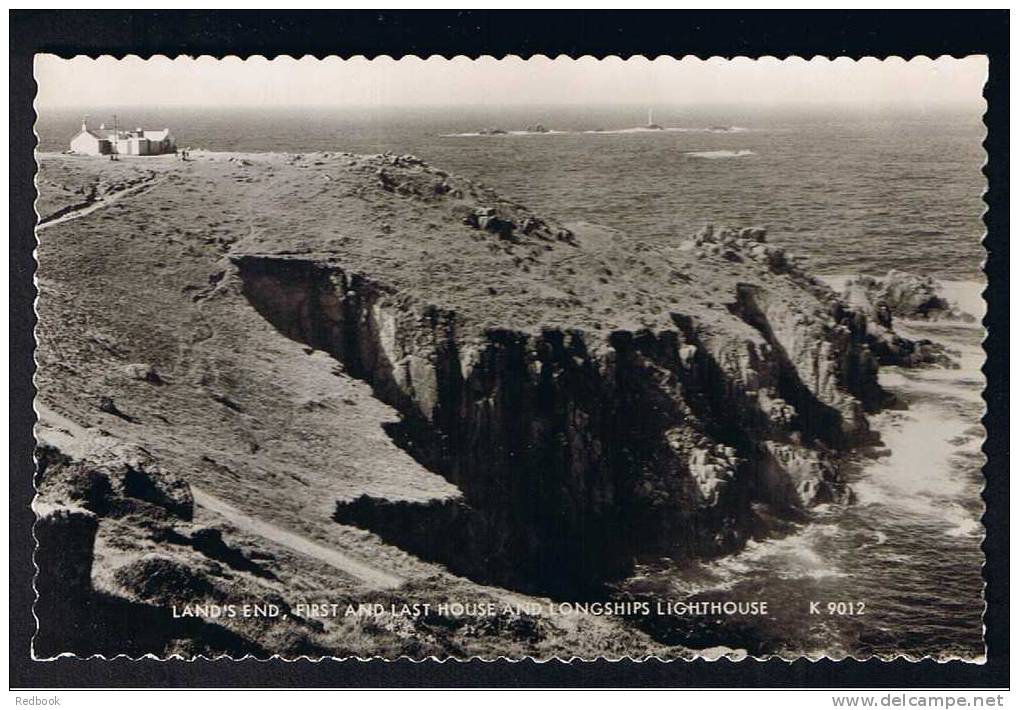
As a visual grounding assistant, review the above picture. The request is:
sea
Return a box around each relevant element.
[35,104,988,659]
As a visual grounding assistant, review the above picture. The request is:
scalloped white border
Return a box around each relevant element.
[30,53,991,665]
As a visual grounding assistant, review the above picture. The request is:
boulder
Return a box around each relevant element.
[123,362,165,384]
[759,442,852,510]
[122,459,194,520]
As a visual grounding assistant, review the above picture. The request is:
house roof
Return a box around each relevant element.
[74,127,172,141]
[73,129,109,141]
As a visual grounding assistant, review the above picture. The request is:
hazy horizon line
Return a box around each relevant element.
[38,99,985,111]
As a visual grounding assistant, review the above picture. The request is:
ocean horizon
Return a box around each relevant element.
[36,103,986,281]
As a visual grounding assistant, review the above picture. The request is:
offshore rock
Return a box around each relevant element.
[843,269,968,322]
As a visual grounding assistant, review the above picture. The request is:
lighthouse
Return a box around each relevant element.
[646,108,663,130]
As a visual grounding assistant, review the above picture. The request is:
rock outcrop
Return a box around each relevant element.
[36,442,193,520]
[32,440,295,658]
[690,226,956,376]
[234,220,917,594]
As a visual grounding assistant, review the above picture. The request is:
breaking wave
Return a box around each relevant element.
[630,279,986,658]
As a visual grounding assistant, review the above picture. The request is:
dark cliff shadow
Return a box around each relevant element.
[234,256,855,605]
[236,256,630,600]
[334,361,630,600]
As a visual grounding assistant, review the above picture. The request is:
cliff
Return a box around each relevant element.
[234,222,881,596]
[32,150,936,657]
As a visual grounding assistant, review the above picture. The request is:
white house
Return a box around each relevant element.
[69,119,176,156]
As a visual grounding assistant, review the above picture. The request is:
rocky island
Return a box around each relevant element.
[33,150,947,660]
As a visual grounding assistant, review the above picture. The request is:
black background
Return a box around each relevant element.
[9,10,1009,689]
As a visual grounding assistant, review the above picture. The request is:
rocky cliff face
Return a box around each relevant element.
[233,221,914,595]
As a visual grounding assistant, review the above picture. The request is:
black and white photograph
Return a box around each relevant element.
[26,51,992,664]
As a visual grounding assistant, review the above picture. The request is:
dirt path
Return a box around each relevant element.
[35,402,404,591]
[37,175,164,232]
[190,486,404,591]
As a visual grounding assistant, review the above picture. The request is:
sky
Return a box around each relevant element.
[35,55,988,110]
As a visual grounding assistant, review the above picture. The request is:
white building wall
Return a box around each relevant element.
[70,133,102,155]
[142,130,175,154]
[72,128,173,156]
